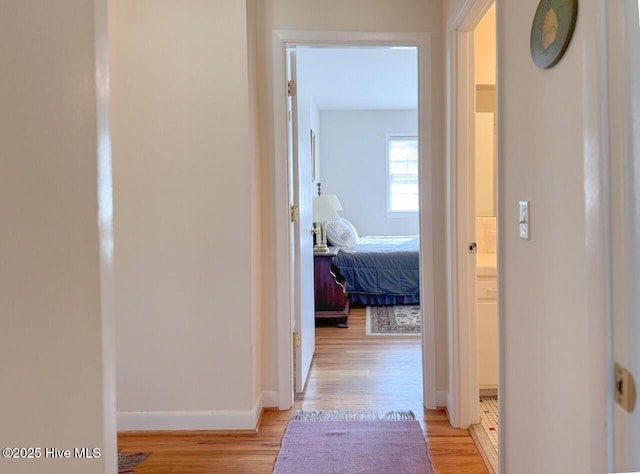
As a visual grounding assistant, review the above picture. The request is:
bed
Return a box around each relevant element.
[325,218,420,306]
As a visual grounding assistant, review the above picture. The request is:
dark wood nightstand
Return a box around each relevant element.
[314,247,350,327]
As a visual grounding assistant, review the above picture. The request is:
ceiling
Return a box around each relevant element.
[294,47,418,111]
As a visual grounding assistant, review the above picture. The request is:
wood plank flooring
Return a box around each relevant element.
[118,308,488,473]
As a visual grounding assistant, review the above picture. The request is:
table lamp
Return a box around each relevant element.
[312,195,339,253]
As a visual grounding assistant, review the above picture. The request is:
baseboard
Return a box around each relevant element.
[437,390,449,407]
[117,391,281,432]
[479,388,498,397]
[261,390,279,408]
[117,409,257,431]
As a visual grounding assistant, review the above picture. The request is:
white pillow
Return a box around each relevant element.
[326,217,359,253]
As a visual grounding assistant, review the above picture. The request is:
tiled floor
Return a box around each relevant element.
[479,396,499,452]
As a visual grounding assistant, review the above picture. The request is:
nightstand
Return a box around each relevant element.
[314,247,350,327]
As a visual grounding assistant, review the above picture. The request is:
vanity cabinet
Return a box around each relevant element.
[477,276,498,391]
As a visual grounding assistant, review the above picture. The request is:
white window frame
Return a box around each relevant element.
[386,132,419,217]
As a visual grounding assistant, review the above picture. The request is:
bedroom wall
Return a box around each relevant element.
[110,0,260,429]
[252,0,450,402]
[443,0,608,470]
[319,109,419,236]
[0,2,116,472]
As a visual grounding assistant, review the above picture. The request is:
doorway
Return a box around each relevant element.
[272,30,437,411]
[471,5,499,470]
[289,45,420,392]
[445,0,498,451]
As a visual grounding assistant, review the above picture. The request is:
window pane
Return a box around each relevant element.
[390,175,419,211]
[388,136,419,212]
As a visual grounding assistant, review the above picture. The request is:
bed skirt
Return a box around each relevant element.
[348,292,420,306]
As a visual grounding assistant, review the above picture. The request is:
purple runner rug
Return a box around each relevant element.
[273,410,434,474]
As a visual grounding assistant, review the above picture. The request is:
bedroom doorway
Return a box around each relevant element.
[291,45,421,390]
[272,30,437,411]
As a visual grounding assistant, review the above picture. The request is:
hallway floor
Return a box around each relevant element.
[117,308,489,473]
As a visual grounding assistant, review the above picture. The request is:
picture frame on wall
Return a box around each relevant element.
[310,129,316,182]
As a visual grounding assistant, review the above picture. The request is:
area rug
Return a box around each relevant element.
[365,305,421,336]
[273,410,433,474]
[118,452,149,474]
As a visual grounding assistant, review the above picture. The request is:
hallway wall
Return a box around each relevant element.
[442,0,609,471]
[0,2,116,471]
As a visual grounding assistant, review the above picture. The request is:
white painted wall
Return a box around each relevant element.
[442,0,609,470]
[246,0,266,411]
[319,110,419,236]
[251,0,449,396]
[474,4,496,86]
[0,1,116,472]
[499,0,608,466]
[474,6,496,219]
[110,0,259,429]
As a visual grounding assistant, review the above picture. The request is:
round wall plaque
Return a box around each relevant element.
[530,0,578,69]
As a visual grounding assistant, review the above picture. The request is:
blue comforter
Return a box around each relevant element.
[332,236,420,305]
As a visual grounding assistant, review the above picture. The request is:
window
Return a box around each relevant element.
[387,134,419,213]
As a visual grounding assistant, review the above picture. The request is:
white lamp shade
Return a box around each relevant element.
[313,196,339,222]
[325,194,343,211]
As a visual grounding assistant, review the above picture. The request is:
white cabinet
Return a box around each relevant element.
[477,276,498,390]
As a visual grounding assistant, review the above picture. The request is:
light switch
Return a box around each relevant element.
[519,201,530,239]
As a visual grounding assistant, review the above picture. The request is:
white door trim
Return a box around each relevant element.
[271,31,294,409]
[606,0,639,469]
[271,29,437,410]
[445,0,494,429]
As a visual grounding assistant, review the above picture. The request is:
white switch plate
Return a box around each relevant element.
[519,201,530,239]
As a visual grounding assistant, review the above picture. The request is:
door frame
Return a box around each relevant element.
[606,0,640,469]
[271,29,437,410]
[445,0,495,429]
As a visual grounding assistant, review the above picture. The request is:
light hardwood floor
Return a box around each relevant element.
[118,308,488,473]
